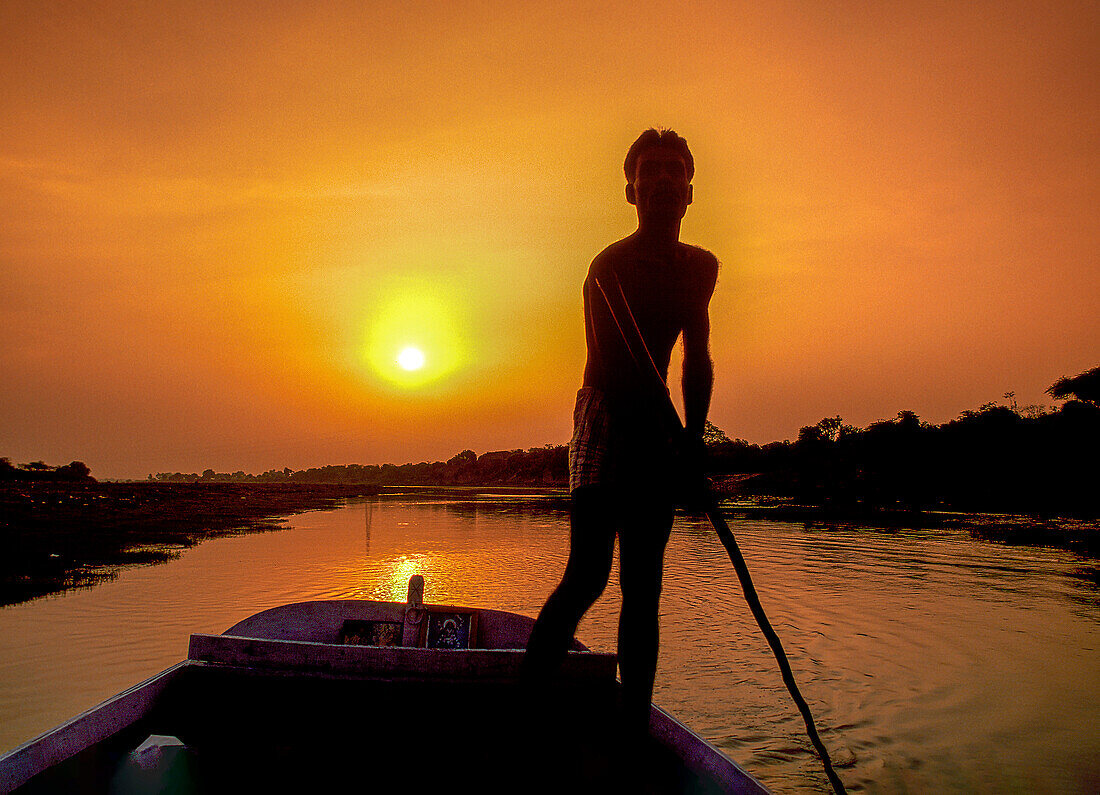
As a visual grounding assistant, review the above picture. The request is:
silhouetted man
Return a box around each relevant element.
[524,129,717,732]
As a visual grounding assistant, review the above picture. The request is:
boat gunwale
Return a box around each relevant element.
[0,661,191,793]
[188,631,617,681]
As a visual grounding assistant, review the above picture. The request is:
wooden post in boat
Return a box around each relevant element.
[402,575,425,647]
[407,575,424,606]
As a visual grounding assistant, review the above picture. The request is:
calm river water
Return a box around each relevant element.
[1,494,1098,793]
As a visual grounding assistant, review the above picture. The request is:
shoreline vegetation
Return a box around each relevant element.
[4,371,1097,607]
[0,482,379,608]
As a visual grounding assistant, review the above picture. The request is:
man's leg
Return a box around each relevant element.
[616,496,674,732]
[522,486,616,680]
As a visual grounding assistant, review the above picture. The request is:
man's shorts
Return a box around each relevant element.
[568,387,674,497]
[568,387,609,493]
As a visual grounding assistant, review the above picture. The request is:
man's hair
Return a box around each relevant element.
[624,128,694,183]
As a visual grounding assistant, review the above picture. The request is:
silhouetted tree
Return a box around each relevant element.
[448,450,477,467]
[702,420,731,446]
[896,410,922,430]
[797,424,827,445]
[796,416,853,446]
[58,461,92,480]
[1047,366,1100,406]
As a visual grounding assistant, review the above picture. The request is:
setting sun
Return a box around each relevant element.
[360,282,467,391]
[397,346,426,371]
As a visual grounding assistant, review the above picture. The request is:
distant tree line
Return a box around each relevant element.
[150,444,569,487]
[0,458,93,482]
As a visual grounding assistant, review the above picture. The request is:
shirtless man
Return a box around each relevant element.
[523,129,718,731]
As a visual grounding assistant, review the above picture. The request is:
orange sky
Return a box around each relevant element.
[2,1,1097,479]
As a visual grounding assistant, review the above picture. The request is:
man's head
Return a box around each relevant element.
[624,128,694,224]
[624,128,694,184]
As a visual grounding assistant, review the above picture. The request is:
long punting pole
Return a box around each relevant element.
[593,274,848,795]
[699,493,848,795]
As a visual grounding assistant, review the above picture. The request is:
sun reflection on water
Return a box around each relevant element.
[378,555,432,602]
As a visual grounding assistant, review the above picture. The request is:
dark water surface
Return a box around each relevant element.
[1,495,1097,792]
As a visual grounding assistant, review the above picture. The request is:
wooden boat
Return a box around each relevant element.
[0,577,769,794]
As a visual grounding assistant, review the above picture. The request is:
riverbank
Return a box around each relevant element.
[721,503,1100,560]
[0,482,378,607]
[712,474,1099,557]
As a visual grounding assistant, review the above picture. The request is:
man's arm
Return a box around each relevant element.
[682,252,718,439]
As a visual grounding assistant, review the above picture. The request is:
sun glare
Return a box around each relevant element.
[361,284,466,390]
[397,346,425,371]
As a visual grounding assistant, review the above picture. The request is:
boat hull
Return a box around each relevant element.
[1,599,769,794]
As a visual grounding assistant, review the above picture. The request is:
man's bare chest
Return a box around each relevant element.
[613,255,696,323]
